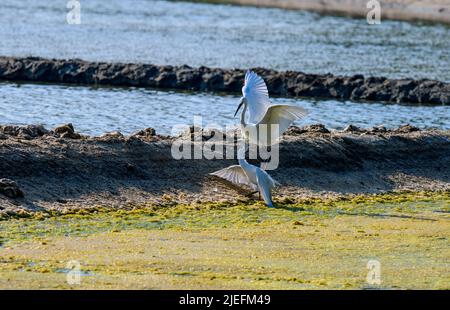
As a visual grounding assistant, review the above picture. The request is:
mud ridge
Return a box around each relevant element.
[1,56,449,105]
[0,123,449,214]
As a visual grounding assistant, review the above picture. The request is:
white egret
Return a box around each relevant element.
[234,98,307,146]
[210,150,280,208]
[237,71,307,145]
[241,70,271,124]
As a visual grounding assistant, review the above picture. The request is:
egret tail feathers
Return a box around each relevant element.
[210,165,257,191]
[256,170,275,208]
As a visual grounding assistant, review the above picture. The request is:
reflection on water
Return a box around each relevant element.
[1,82,448,135]
[0,0,449,80]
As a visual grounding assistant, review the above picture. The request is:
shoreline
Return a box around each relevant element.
[1,56,449,105]
[186,0,450,24]
[1,123,449,217]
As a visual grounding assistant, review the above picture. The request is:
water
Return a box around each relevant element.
[0,1,449,134]
[0,0,449,81]
[1,82,448,135]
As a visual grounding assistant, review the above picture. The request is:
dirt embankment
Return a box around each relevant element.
[191,0,450,24]
[1,56,449,105]
[0,123,449,215]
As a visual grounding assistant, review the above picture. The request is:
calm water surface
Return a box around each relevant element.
[0,0,449,80]
[1,82,448,135]
[1,1,449,133]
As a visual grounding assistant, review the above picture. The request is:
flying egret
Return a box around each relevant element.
[237,71,307,145]
[210,149,280,208]
[241,70,271,124]
[234,98,307,146]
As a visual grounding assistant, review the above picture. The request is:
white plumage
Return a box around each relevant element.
[236,71,307,145]
[210,158,279,208]
[242,71,271,124]
[235,101,307,146]
[212,71,304,207]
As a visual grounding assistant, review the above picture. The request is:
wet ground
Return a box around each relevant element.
[0,124,448,215]
[1,192,448,289]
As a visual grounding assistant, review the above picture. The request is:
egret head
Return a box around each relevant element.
[234,97,247,118]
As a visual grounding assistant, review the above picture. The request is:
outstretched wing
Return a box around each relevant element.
[256,169,275,207]
[259,164,281,185]
[258,104,307,144]
[259,163,281,186]
[242,71,271,124]
[210,165,256,190]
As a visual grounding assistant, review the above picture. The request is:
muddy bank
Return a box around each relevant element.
[0,123,449,215]
[189,0,450,24]
[1,56,449,105]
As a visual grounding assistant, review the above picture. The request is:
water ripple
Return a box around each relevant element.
[0,82,448,135]
[0,0,448,80]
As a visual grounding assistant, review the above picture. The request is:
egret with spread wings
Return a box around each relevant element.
[236,71,307,145]
[241,70,271,124]
[210,155,280,208]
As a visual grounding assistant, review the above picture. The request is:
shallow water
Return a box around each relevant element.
[1,82,449,135]
[1,1,449,134]
[0,0,449,81]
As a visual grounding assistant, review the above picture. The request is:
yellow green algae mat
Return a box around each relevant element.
[0,192,449,289]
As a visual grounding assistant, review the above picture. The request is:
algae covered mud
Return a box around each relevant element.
[1,123,448,289]
[0,192,449,289]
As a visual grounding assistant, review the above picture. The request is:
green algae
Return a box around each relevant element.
[0,191,448,289]
[1,191,448,242]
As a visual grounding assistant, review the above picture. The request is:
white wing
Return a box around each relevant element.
[210,165,257,190]
[259,163,282,186]
[257,104,307,144]
[256,169,275,207]
[242,71,271,124]
[260,162,270,171]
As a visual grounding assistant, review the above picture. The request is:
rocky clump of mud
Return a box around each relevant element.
[0,123,83,140]
[1,56,449,105]
[0,123,449,215]
[0,179,24,199]
[0,123,168,143]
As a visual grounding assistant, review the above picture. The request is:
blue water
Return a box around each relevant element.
[0,1,449,134]
[0,0,449,80]
[1,82,448,135]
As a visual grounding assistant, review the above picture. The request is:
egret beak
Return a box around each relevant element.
[234,99,244,118]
